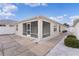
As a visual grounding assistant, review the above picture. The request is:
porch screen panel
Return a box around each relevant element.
[43,21,50,38]
[23,23,27,35]
[31,21,38,38]
[59,25,61,32]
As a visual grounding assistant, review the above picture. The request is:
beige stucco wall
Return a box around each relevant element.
[61,25,67,32]
[15,23,24,37]
[15,19,39,39]
[74,23,79,40]
[41,21,62,41]
[15,18,67,42]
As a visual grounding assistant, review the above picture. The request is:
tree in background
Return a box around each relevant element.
[63,23,70,27]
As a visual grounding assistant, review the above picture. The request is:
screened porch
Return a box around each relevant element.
[22,21,50,38]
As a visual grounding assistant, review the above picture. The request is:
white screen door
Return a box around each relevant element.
[27,24,31,36]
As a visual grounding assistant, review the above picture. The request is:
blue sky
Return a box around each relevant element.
[0,3,79,25]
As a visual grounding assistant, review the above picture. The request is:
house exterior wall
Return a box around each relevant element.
[67,27,75,34]
[38,19,60,41]
[15,23,24,37]
[51,23,59,37]
[41,22,64,41]
[74,23,79,40]
[15,19,39,39]
[47,22,59,40]
[60,25,67,32]
[15,17,66,42]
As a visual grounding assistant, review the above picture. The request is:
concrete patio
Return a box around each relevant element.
[0,33,67,56]
[0,35,36,56]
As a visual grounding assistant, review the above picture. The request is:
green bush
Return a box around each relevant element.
[67,35,77,38]
[64,35,79,48]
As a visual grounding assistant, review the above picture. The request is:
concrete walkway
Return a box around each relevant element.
[47,33,79,56]
[0,33,67,56]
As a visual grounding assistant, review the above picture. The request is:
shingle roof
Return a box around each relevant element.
[0,19,17,25]
[18,16,64,26]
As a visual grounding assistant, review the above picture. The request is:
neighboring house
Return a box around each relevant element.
[73,19,79,40]
[0,20,17,35]
[15,16,67,42]
[67,26,74,33]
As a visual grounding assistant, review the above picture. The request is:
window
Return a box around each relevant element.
[54,25,57,32]
[0,25,6,27]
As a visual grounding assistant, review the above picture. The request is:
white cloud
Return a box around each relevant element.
[57,16,63,19]
[25,3,47,7]
[69,15,79,19]
[49,17,57,20]
[49,16,62,23]
[0,3,18,19]
[68,15,79,26]
[49,14,67,22]
[3,4,17,12]
[67,19,73,26]
[49,14,69,25]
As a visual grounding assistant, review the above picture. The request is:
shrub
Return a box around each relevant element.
[64,35,79,48]
[67,35,76,38]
